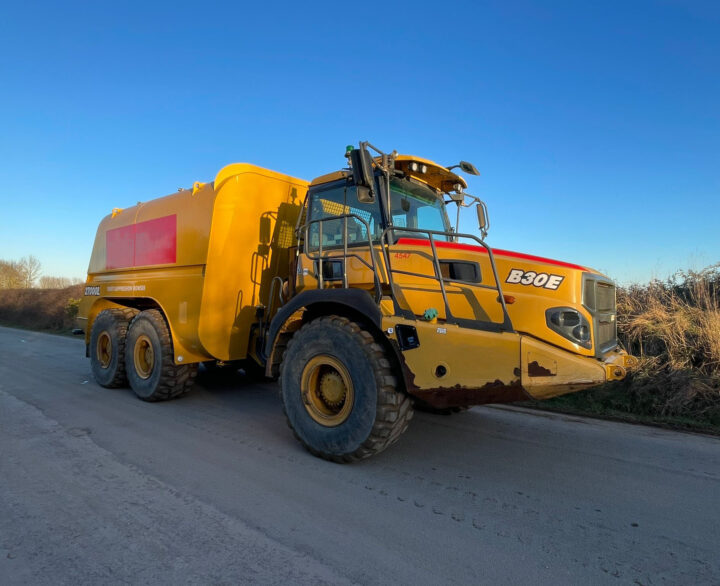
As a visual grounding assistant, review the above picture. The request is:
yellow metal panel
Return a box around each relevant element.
[492,253,596,356]
[198,166,307,361]
[309,170,350,186]
[214,163,306,192]
[83,266,210,364]
[385,240,601,356]
[385,318,521,391]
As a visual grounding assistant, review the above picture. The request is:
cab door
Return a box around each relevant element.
[296,179,383,295]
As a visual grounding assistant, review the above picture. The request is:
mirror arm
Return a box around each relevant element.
[455,200,461,240]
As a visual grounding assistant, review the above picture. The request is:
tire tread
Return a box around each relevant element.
[126,309,197,401]
[91,307,139,388]
[280,315,413,463]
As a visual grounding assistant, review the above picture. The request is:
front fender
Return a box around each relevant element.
[263,288,382,377]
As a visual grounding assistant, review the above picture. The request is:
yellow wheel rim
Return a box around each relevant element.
[301,355,354,427]
[133,334,155,380]
[96,331,112,369]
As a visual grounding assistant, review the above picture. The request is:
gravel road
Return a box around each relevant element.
[1,326,718,585]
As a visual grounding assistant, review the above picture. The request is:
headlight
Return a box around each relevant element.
[546,307,592,349]
[549,310,580,327]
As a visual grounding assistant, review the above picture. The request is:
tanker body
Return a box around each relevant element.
[78,164,306,398]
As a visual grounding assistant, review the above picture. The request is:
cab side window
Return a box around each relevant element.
[307,183,382,250]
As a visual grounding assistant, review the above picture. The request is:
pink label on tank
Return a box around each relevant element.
[106,215,176,269]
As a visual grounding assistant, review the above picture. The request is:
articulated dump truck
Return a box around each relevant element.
[78,142,636,462]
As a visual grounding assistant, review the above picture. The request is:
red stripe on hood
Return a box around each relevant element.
[395,238,588,271]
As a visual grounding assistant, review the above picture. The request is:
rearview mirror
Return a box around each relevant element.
[477,202,488,233]
[350,147,375,203]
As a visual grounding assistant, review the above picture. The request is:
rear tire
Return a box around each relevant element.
[125,309,197,401]
[89,307,138,388]
[280,316,413,463]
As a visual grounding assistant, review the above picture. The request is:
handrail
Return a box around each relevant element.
[255,275,287,355]
[379,226,513,331]
[300,214,382,302]
[296,217,513,332]
[267,275,285,312]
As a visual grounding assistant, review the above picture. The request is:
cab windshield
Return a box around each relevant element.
[389,177,451,241]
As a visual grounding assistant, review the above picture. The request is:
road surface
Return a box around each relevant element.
[1,326,718,585]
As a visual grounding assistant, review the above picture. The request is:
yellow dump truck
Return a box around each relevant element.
[78,142,636,461]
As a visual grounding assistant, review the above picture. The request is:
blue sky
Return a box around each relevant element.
[1,0,718,285]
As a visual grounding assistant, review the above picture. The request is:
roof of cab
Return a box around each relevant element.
[393,155,467,192]
[309,170,350,186]
[309,155,469,193]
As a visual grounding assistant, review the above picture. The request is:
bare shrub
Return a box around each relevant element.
[39,275,84,289]
[0,260,24,289]
[0,284,84,332]
[0,256,43,288]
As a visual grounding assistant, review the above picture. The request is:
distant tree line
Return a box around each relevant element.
[0,256,82,289]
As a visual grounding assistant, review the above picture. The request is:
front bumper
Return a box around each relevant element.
[522,338,638,401]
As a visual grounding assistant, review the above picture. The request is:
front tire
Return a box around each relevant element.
[280,316,413,462]
[89,307,138,388]
[125,309,197,401]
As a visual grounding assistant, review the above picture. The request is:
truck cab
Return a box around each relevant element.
[265,143,636,415]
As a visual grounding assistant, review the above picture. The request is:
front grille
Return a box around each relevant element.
[596,319,617,351]
[595,282,615,312]
[583,275,618,355]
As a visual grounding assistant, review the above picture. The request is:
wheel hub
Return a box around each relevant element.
[319,371,346,407]
[301,355,354,427]
[133,334,154,379]
[96,331,112,369]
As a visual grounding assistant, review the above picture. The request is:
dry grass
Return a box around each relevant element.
[0,284,84,333]
[620,267,720,372]
[616,266,720,421]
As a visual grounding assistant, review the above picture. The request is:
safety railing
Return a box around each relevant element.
[297,218,513,333]
[378,227,513,332]
[301,214,383,302]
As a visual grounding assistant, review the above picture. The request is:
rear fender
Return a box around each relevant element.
[81,296,209,365]
[82,298,132,348]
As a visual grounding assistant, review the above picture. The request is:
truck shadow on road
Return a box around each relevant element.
[183,364,549,467]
